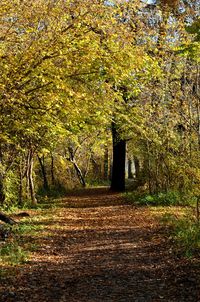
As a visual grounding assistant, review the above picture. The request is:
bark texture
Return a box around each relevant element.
[111,123,126,192]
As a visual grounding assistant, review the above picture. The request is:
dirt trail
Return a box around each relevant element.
[1,188,199,302]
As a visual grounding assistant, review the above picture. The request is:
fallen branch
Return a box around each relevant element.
[0,212,17,225]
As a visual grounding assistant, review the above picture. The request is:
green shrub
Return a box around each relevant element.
[162,213,200,256]
[86,178,110,187]
[0,242,28,265]
[125,190,195,206]
[16,222,42,236]
[173,219,200,256]
[3,170,19,209]
[37,183,68,199]
[0,218,41,265]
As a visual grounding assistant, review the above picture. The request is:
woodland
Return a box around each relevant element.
[0,0,200,301]
[0,0,199,207]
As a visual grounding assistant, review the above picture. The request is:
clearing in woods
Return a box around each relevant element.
[0,188,199,302]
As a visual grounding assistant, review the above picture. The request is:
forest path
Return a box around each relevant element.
[1,188,199,302]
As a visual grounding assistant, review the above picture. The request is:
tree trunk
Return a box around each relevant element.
[103,146,109,180]
[26,149,37,205]
[26,151,30,200]
[196,197,199,223]
[18,161,23,206]
[68,147,86,187]
[128,158,134,179]
[0,147,5,204]
[91,153,101,179]
[146,141,153,194]
[0,212,16,225]
[50,152,56,186]
[29,150,37,205]
[134,157,140,180]
[111,123,126,192]
[0,175,5,204]
[38,155,49,191]
[73,161,86,187]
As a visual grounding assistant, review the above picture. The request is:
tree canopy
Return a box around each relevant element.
[0,0,199,205]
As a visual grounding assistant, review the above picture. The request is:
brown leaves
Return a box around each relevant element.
[160,0,179,9]
[0,188,199,301]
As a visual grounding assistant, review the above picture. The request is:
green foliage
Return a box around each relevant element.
[0,217,41,265]
[0,243,28,265]
[162,213,200,256]
[179,18,200,61]
[86,178,110,187]
[3,170,19,208]
[186,18,200,41]
[15,222,42,236]
[125,190,195,206]
[37,183,68,199]
[0,0,199,209]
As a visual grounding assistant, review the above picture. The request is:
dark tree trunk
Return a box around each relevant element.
[38,155,49,191]
[0,212,16,225]
[111,123,126,192]
[134,156,140,180]
[103,147,109,180]
[0,176,5,204]
[196,198,199,222]
[50,152,55,186]
[18,162,23,206]
[0,147,5,204]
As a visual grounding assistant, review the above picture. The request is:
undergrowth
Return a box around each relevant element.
[0,242,28,265]
[0,218,41,265]
[126,190,200,257]
[161,213,200,257]
[125,190,196,206]
[86,179,110,187]
[37,183,69,199]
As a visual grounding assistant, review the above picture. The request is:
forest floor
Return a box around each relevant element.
[0,187,200,302]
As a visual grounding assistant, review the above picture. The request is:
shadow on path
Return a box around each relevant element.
[1,188,199,302]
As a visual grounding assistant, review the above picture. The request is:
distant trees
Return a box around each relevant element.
[124,0,200,195]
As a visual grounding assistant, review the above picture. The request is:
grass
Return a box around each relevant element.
[125,190,197,206]
[150,205,200,257]
[161,213,200,257]
[0,242,29,265]
[15,221,43,235]
[125,190,200,257]
[0,197,59,266]
[0,213,44,265]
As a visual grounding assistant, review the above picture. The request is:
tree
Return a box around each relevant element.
[0,0,145,200]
